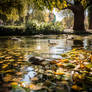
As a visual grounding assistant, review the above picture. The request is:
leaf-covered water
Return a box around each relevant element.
[0,35,92,92]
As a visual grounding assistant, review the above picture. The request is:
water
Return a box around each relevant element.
[0,35,92,59]
[0,35,92,92]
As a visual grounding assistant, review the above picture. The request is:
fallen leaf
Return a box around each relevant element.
[72,85,82,91]
[29,84,42,90]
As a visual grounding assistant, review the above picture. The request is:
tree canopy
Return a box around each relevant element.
[30,0,92,33]
[0,0,33,22]
[31,0,91,11]
[0,0,91,22]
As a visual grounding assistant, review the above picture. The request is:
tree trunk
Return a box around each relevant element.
[73,7,86,34]
[88,5,92,29]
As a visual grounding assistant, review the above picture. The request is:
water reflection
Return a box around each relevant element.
[83,38,92,50]
[22,67,36,85]
[0,35,92,59]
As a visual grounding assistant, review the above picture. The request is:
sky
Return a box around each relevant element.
[45,8,64,21]
[53,9,64,21]
[53,8,88,21]
[29,8,66,22]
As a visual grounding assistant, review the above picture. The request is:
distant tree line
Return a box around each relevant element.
[0,0,92,34]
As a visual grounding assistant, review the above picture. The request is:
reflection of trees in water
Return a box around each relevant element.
[73,40,83,47]
[0,36,92,60]
[48,39,73,59]
[83,39,92,49]
[72,39,92,50]
[0,39,9,48]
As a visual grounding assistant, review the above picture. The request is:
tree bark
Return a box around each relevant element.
[88,5,92,29]
[73,7,86,34]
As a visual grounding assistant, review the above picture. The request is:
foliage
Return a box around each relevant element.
[0,23,64,35]
[29,9,45,22]
[30,0,92,33]
[0,0,90,23]
[0,0,32,23]
[31,0,89,11]
[0,25,25,36]
[26,20,64,35]
[61,16,74,28]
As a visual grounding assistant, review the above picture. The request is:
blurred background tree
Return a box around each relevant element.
[0,0,92,34]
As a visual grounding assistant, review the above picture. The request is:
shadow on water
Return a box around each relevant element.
[0,34,92,92]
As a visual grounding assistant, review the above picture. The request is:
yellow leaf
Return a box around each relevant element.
[54,72,64,75]
[16,72,23,76]
[10,82,18,86]
[3,74,12,82]
[58,59,69,63]
[72,85,82,91]
[50,60,57,64]
[29,84,42,90]
[2,64,8,69]
[80,64,85,69]
[90,55,92,62]
[56,63,64,67]
[29,84,36,89]
[0,61,3,64]
[5,56,12,59]
[31,77,38,81]
[5,70,13,73]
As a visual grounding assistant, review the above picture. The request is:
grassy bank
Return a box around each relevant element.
[0,25,25,36]
[0,22,64,36]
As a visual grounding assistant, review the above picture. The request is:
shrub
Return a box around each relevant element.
[26,20,64,35]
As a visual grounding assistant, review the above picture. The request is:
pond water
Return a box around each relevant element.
[0,34,92,92]
[0,35,92,59]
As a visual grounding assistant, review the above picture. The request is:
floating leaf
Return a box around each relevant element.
[3,74,13,82]
[10,82,18,86]
[54,72,64,75]
[90,55,92,62]
[16,72,23,76]
[2,64,8,69]
[31,77,39,81]
[72,85,82,91]
[29,84,42,90]
[54,68,64,75]
[56,62,64,67]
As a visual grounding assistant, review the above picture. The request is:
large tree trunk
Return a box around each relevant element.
[88,5,92,29]
[73,7,86,34]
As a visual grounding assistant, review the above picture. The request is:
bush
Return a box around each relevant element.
[26,20,64,35]
[0,25,25,36]
[0,21,64,36]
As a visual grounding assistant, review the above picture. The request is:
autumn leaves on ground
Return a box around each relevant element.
[0,48,92,92]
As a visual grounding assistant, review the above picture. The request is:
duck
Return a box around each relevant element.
[34,34,44,38]
[11,37,22,42]
[65,34,74,40]
[48,40,57,46]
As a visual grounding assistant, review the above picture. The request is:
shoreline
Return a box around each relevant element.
[0,26,92,36]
